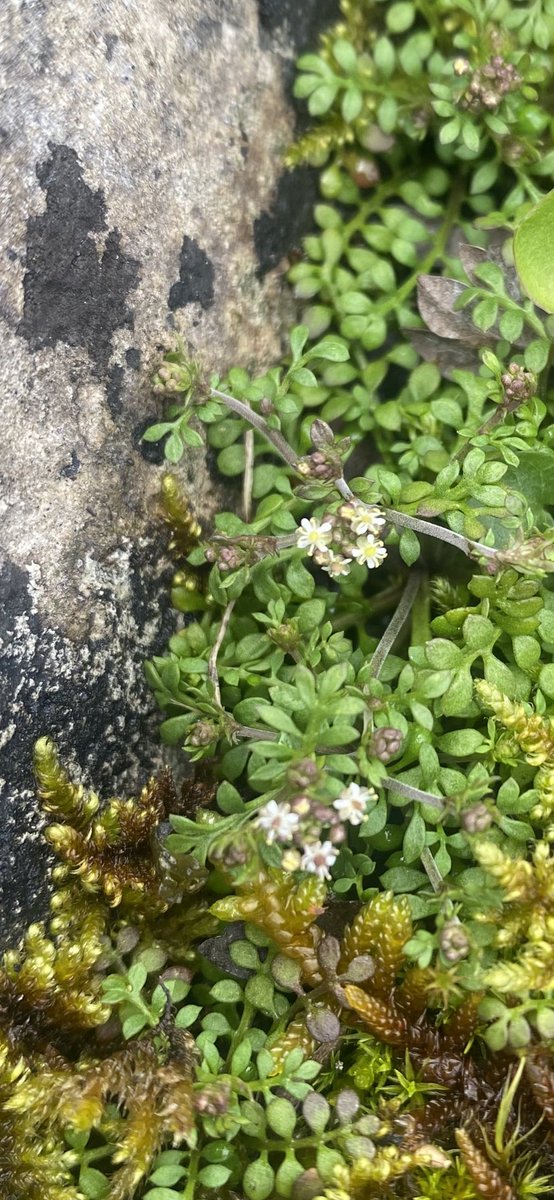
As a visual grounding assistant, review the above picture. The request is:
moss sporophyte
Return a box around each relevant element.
[8,1,554,1197]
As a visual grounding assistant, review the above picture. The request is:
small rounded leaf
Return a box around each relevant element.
[514,188,554,313]
[306,1007,341,1044]
[266,1098,297,1140]
[342,955,375,983]
[271,954,304,994]
[535,1007,554,1040]
[243,1157,275,1200]
[335,1088,360,1124]
[316,936,341,976]
[292,1169,324,1200]
[302,1093,331,1134]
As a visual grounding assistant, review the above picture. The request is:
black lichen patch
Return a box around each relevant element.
[18,144,140,374]
[106,364,124,418]
[257,0,339,53]
[0,550,175,948]
[59,449,81,480]
[134,417,166,465]
[168,236,215,312]
[125,347,141,370]
[253,164,319,276]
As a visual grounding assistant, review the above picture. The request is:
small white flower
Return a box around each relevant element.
[296,517,333,556]
[320,551,351,578]
[333,782,377,826]
[255,800,300,844]
[350,505,386,537]
[351,535,387,569]
[300,840,338,880]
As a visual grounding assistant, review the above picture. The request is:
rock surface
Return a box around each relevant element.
[0,0,337,945]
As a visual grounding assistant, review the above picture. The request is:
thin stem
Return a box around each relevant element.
[383,777,444,812]
[421,847,444,893]
[410,575,431,646]
[336,476,498,564]
[208,600,235,708]
[243,429,255,521]
[235,724,278,741]
[209,400,500,568]
[383,507,498,564]
[183,1149,200,1200]
[211,388,300,469]
[369,572,422,679]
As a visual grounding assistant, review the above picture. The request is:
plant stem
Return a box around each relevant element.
[369,572,422,679]
[421,847,444,893]
[243,429,255,521]
[182,1149,200,1200]
[335,476,498,564]
[410,575,431,646]
[210,393,500,567]
[211,388,300,469]
[208,600,235,708]
[383,777,444,812]
[383,506,498,565]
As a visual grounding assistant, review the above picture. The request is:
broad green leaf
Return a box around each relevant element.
[514,188,554,312]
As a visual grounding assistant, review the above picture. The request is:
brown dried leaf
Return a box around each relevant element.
[417,275,483,344]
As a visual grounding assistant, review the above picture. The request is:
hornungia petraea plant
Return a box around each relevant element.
[7,1,554,1198]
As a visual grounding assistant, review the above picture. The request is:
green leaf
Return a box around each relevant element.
[399,528,420,565]
[440,116,460,144]
[437,729,485,756]
[80,1168,109,1199]
[309,336,349,361]
[470,159,499,195]
[266,1097,297,1139]
[175,1004,202,1028]
[142,422,173,442]
[380,866,427,892]
[403,810,426,862]
[539,664,554,698]
[342,86,363,122]
[128,962,148,992]
[243,1159,275,1200]
[210,980,243,1003]
[296,599,326,633]
[122,1012,150,1039]
[285,557,315,599]
[149,1166,187,1187]
[218,444,246,475]
[165,431,184,463]
[231,1040,253,1076]
[180,424,204,448]
[535,1008,554,1040]
[524,339,549,373]
[197,1165,232,1189]
[514,188,554,312]
[290,325,309,361]
[245,974,276,1016]
[308,84,339,115]
[386,1,415,33]
[333,38,358,72]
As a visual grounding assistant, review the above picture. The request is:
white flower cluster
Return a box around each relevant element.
[255,782,377,880]
[295,501,387,577]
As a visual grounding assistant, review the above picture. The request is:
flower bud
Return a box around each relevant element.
[461,802,492,834]
[439,920,469,963]
[370,726,404,763]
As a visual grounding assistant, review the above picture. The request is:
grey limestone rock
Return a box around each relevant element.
[0,0,337,944]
